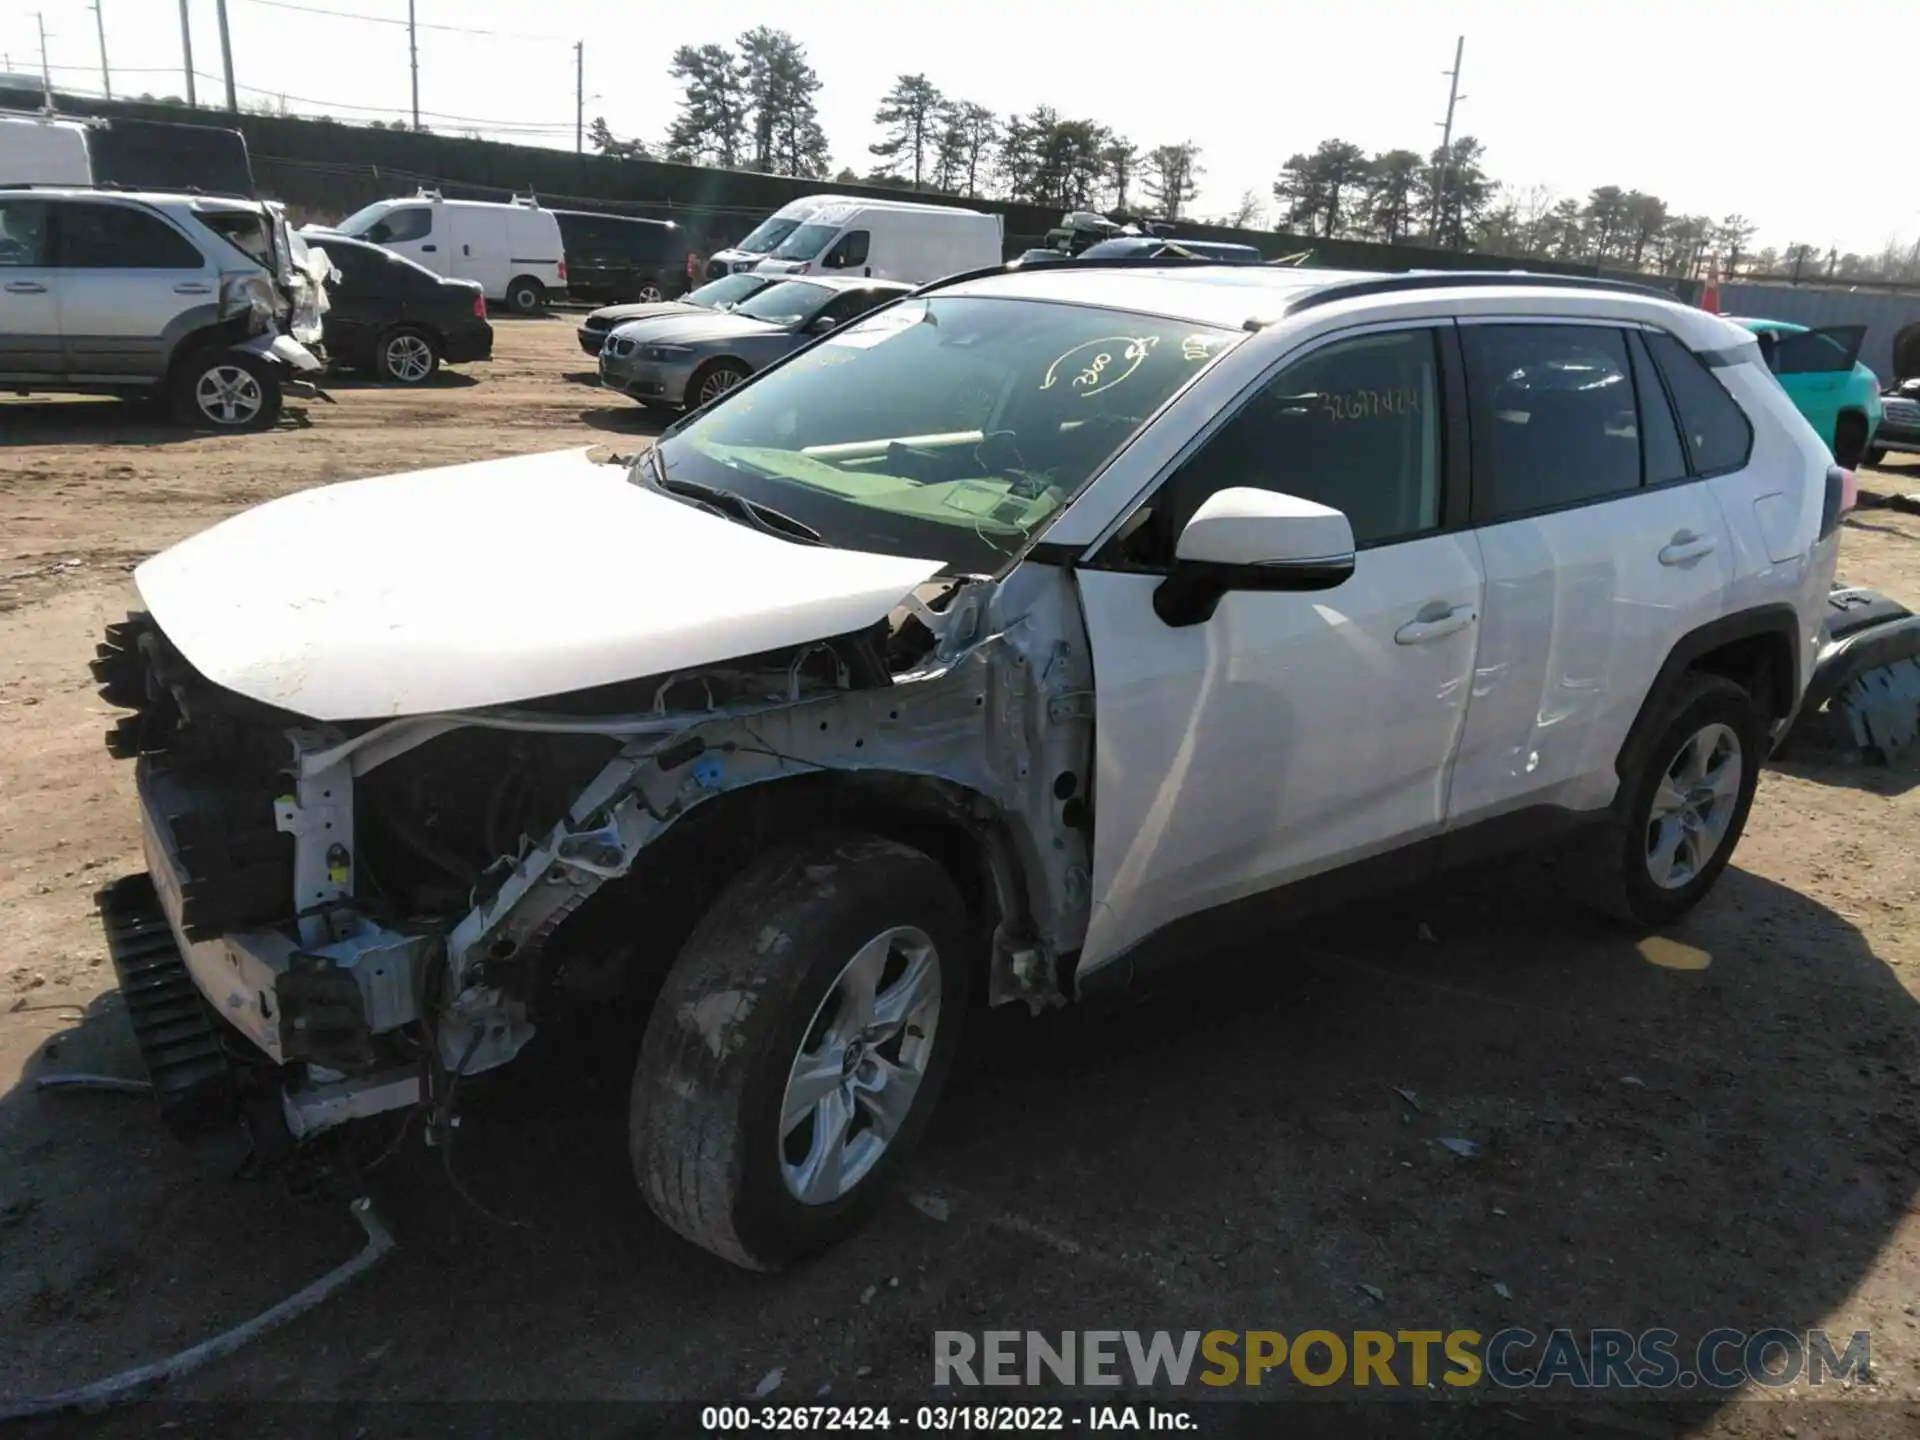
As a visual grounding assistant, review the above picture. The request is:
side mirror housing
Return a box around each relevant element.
[808,315,838,334]
[1154,487,1356,627]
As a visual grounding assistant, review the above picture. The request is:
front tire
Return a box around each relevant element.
[170,349,282,432]
[1863,444,1887,470]
[1578,673,1765,927]
[689,359,749,409]
[634,278,667,303]
[374,325,440,384]
[1834,413,1868,470]
[630,831,970,1271]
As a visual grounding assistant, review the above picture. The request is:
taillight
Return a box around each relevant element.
[557,260,568,282]
[1819,464,1854,540]
[473,293,487,319]
[686,251,696,279]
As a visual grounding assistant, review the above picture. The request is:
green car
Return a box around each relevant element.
[1731,317,1884,468]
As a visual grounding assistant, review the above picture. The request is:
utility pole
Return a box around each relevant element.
[91,0,111,99]
[214,0,236,111]
[1430,35,1466,245]
[574,40,583,152]
[407,0,419,130]
[178,0,196,106]
[37,12,53,109]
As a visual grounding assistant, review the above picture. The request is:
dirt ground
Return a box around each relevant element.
[2,319,1919,1437]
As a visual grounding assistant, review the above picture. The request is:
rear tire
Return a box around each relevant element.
[169,349,282,432]
[1834,412,1869,469]
[633,278,667,304]
[630,830,970,1271]
[506,276,546,315]
[1576,673,1765,927]
[373,325,440,384]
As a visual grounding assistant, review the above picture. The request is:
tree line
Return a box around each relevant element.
[588,30,1920,283]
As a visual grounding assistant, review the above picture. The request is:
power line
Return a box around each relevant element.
[235,0,566,42]
[197,71,575,132]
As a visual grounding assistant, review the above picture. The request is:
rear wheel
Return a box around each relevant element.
[506,276,546,315]
[1577,673,1765,927]
[170,349,282,432]
[633,278,666,303]
[1834,412,1869,469]
[629,831,970,1270]
[373,326,440,384]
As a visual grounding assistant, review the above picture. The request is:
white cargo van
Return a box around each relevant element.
[331,191,567,312]
[701,194,850,281]
[750,199,1004,285]
[0,115,95,184]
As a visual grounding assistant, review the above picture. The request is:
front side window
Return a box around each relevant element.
[825,230,870,269]
[197,209,273,266]
[770,222,838,261]
[364,206,432,244]
[1643,329,1753,476]
[56,203,204,269]
[1109,328,1443,567]
[649,296,1241,573]
[1463,324,1639,519]
[0,199,51,267]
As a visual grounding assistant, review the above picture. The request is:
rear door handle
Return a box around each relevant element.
[173,281,213,294]
[1395,604,1478,645]
[3,280,47,293]
[1658,532,1718,566]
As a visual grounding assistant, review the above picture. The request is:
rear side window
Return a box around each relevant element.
[1627,331,1690,486]
[1462,324,1639,518]
[56,203,204,268]
[1643,330,1753,476]
[0,198,51,266]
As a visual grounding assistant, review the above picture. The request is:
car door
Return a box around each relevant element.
[51,200,216,380]
[312,241,391,363]
[0,197,61,376]
[1445,321,1734,831]
[821,228,872,279]
[1072,324,1484,970]
[1770,325,1866,448]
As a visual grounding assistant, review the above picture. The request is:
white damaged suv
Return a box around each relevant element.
[93,262,1848,1269]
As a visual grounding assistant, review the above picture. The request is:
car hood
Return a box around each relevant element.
[133,448,944,722]
[591,300,706,327]
[608,310,784,345]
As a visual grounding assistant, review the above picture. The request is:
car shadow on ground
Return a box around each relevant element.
[318,371,481,392]
[0,400,202,448]
[578,405,668,438]
[0,849,1912,1427]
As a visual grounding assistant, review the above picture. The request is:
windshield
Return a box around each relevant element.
[648,296,1241,573]
[730,280,833,326]
[334,202,390,237]
[769,222,838,261]
[685,273,775,310]
[733,215,803,255]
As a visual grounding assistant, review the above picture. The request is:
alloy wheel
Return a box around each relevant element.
[383,333,434,382]
[778,926,942,1205]
[1645,721,1743,890]
[194,365,264,426]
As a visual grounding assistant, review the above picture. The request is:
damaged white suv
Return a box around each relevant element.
[94,262,1847,1270]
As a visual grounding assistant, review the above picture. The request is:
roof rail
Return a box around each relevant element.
[910,251,1261,298]
[1282,269,1683,315]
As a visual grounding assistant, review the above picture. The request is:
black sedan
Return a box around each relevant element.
[300,229,494,384]
[576,271,781,357]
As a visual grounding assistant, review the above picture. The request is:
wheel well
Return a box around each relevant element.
[508,274,544,296]
[537,771,1011,1011]
[383,321,442,348]
[1687,631,1795,720]
[163,320,252,383]
[1836,409,1868,434]
[688,355,748,392]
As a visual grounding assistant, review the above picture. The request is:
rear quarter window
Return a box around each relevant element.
[1643,330,1754,476]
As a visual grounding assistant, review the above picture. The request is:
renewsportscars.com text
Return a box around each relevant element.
[933,1328,1871,1391]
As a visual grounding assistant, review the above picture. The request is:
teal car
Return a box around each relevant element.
[1731,317,1883,468]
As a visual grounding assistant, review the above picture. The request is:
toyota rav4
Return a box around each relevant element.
[93,263,1853,1271]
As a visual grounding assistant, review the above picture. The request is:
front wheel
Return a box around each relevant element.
[1577,673,1765,927]
[689,359,749,409]
[170,349,282,432]
[630,831,971,1270]
[1863,444,1887,470]
[1833,413,1869,470]
[634,279,666,303]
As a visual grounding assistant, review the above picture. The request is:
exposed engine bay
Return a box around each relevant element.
[91,555,1095,1156]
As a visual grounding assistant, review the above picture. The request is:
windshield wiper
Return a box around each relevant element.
[644,460,822,545]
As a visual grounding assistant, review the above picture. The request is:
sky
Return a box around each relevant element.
[4,0,1914,257]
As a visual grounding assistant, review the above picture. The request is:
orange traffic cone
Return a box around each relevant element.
[1700,258,1721,314]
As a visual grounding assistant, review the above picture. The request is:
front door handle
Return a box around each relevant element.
[1395,604,1478,645]
[1658,531,1718,566]
[173,281,213,294]
[421,244,439,253]
[3,280,47,293]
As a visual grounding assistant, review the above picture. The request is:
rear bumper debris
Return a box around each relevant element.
[1777,586,1920,761]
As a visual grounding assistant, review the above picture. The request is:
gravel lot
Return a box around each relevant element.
[2,318,1918,1438]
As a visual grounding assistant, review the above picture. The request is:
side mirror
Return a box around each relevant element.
[808,315,838,334]
[1153,487,1355,627]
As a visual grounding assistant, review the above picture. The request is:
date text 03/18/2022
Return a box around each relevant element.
[701,1405,1195,1431]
